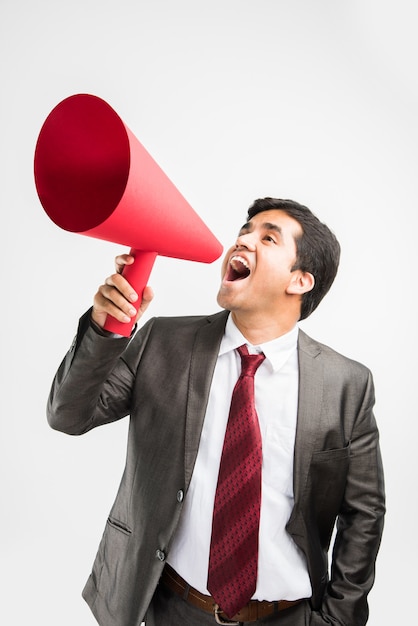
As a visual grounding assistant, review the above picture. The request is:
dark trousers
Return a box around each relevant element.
[145,582,313,626]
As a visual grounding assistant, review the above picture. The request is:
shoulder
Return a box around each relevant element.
[149,309,229,331]
[122,310,229,371]
[129,309,229,350]
[298,329,372,382]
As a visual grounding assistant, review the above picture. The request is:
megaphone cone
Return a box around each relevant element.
[34,94,223,335]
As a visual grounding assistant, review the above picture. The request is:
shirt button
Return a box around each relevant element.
[177,489,184,502]
[156,549,165,561]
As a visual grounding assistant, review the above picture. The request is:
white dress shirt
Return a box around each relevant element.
[167,315,312,601]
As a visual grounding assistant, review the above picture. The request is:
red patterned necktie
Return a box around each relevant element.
[207,344,265,620]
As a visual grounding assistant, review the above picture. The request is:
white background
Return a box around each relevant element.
[1,1,416,624]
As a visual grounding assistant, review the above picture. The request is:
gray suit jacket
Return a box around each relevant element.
[47,309,385,626]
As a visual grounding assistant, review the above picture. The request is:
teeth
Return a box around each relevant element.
[230,255,249,271]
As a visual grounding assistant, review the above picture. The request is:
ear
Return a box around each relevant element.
[286,270,315,295]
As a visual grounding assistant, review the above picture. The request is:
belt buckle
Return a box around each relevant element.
[214,604,240,625]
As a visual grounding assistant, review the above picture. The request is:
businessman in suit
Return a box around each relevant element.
[48,198,385,626]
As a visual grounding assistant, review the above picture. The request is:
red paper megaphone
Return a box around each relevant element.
[34,94,223,336]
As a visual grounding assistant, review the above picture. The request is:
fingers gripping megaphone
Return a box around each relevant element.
[34,94,223,336]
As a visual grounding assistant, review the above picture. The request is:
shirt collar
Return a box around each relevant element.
[219,314,299,372]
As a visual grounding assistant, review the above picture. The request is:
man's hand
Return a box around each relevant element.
[92,254,154,329]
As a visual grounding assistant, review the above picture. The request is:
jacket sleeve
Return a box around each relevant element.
[47,309,154,435]
[318,370,385,625]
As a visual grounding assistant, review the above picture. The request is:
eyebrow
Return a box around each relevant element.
[239,221,283,237]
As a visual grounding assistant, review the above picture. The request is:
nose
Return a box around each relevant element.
[235,232,256,250]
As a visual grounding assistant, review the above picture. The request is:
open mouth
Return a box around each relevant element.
[225,255,251,282]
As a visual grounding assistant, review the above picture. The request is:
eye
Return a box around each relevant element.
[263,234,277,244]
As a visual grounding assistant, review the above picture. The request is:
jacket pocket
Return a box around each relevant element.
[89,516,133,614]
[306,443,351,546]
[310,443,351,497]
[311,442,351,463]
[106,516,132,536]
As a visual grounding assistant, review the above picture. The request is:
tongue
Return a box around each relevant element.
[229,259,250,281]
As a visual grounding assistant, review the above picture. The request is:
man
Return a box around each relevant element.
[48,198,385,626]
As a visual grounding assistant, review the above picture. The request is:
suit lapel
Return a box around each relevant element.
[292,330,323,506]
[184,310,229,489]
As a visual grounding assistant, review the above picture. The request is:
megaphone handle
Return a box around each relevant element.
[103,249,158,337]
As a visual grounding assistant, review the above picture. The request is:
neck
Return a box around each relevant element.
[230,311,298,345]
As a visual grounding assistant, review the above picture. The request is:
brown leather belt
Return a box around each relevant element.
[160,564,305,624]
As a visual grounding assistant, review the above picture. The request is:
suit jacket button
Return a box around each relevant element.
[177,489,184,502]
[156,549,166,561]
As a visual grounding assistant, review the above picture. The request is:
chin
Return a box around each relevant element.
[217,292,241,313]
[216,289,232,311]
[216,291,227,309]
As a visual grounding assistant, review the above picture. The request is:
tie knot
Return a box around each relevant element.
[237,344,265,377]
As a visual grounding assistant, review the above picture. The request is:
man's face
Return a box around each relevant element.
[217,209,304,318]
